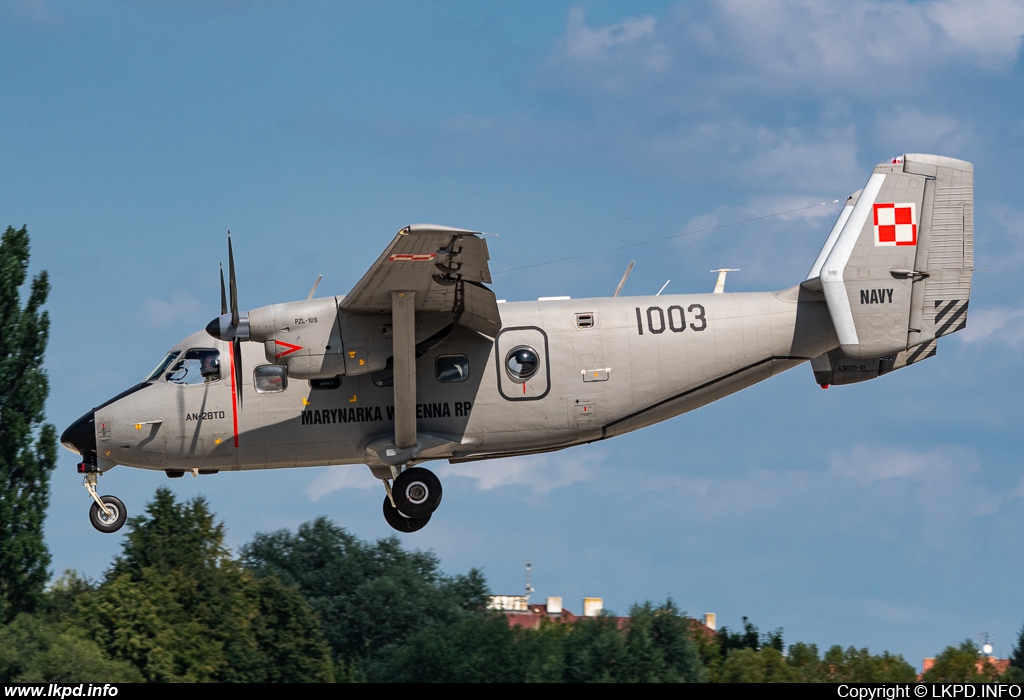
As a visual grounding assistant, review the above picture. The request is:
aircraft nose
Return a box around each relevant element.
[61,410,96,456]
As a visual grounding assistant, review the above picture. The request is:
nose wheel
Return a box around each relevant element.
[381,466,442,532]
[89,495,127,533]
[83,469,127,534]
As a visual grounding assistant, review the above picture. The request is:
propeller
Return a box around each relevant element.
[206,231,248,409]
[219,263,227,316]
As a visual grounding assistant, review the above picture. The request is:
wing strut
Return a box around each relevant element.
[392,290,417,450]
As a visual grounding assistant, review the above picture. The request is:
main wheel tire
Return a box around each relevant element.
[382,496,430,533]
[391,467,442,519]
[89,496,127,534]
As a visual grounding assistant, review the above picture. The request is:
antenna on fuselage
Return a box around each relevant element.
[307,274,323,300]
[711,269,740,293]
[612,261,635,297]
[656,280,670,296]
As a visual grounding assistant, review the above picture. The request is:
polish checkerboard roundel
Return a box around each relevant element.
[873,202,917,246]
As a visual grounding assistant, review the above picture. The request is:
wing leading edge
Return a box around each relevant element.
[340,224,501,337]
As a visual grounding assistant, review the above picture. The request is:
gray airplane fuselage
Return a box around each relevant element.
[61,154,975,534]
[93,286,836,475]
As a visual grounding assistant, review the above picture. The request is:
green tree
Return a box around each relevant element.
[560,614,628,682]
[0,612,143,683]
[618,600,707,682]
[78,488,333,682]
[719,646,793,683]
[0,225,57,623]
[821,645,917,683]
[1005,623,1024,682]
[786,642,826,682]
[1011,623,1024,670]
[367,613,521,683]
[242,516,489,670]
[922,640,1001,683]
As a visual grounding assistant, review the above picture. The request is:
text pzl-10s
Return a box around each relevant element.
[61,154,974,533]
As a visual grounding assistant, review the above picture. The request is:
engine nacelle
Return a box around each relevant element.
[247,297,453,380]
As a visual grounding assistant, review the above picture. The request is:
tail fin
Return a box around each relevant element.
[806,154,973,360]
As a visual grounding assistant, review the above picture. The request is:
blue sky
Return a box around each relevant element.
[3,0,1024,669]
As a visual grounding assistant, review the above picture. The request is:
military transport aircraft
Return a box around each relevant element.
[61,154,974,533]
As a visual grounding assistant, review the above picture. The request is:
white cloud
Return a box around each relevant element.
[826,444,1014,537]
[6,0,68,30]
[827,443,970,486]
[307,466,378,501]
[609,442,1022,548]
[550,1,1024,99]
[926,0,1024,64]
[438,453,591,494]
[958,306,1024,346]
[306,453,594,502]
[563,7,657,59]
[874,108,971,155]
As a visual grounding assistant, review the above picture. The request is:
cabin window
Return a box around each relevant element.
[505,346,539,383]
[166,349,220,385]
[436,355,469,383]
[146,351,180,382]
[254,365,288,393]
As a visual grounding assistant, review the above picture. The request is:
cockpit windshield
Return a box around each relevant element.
[145,352,180,382]
[165,348,221,385]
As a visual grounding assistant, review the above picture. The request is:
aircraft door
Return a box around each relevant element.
[494,326,550,401]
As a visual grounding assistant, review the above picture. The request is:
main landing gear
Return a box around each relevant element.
[81,466,127,534]
[381,466,443,533]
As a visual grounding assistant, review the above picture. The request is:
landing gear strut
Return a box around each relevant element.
[381,466,443,532]
[83,471,127,534]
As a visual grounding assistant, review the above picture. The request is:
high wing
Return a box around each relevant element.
[340,224,501,337]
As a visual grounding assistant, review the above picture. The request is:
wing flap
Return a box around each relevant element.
[341,224,502,336]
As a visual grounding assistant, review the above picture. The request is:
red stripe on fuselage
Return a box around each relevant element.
[228,344,239,447]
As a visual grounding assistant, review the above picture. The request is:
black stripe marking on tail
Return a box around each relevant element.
[906,341,936,365]
[934,299,958,324]
[936,301,969,337]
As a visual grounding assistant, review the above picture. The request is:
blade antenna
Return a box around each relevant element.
[307,274,323,300]
[613,261,635,297]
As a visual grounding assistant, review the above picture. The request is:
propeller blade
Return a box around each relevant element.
[219,263,228,316]
[234,338,244,409]
[228,230,239,328]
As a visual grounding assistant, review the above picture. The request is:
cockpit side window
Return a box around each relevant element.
[166,348,221,385]
[146,352,180,382]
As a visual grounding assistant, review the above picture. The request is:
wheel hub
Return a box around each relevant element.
[406,482,428,504]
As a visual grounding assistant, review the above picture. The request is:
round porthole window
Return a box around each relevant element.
[505,346,540,382]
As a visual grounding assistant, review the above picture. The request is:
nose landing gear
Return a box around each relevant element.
[81,463,127,534]
[381,466,443,533]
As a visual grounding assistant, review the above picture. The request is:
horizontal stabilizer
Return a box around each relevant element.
[811,340,937,387]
